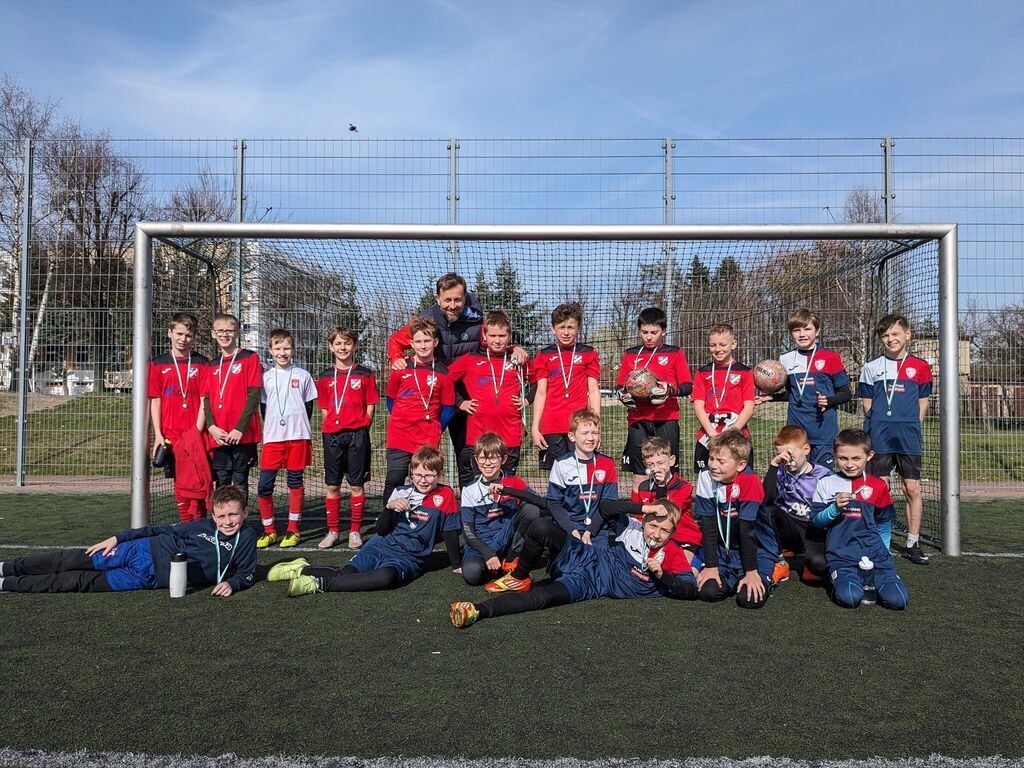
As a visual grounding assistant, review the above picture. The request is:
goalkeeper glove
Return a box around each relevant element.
[617,387,637,410]
[649,381,671,406]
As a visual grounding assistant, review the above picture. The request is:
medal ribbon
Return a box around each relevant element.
[332,364,355,418]
[274,367,292,423]
[486,350,507,399]
[172,352,192,405]
[557,344,576,396]
[216,349,239,407]
[714,481,733,550]
[882,355,908,415]
[574,456,597,525]
[795,345,817,399]
[413,361,436,417]
[214,530,241,584]
[712,361,734,412]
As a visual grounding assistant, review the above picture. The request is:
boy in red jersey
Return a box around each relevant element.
[148,312,209,522]
[691,323,755,474]
[316,327,378,549]
[617,306,692,493]
[447,310,529,485]
[201,313,263,501]
[383,318,457,506]
[531,302,601,470]
[625,437,700,558]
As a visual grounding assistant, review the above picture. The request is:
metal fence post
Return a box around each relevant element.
[662,138,677,340]
[14,138,33,486]
[939,225,961,556]
[881,137,895,224]
[234,138,246,321]
[131,225,154,527]
[447,139,459,271]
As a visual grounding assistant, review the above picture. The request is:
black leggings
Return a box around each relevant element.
[462,504,542,586]
[698,574,771,609]
[772,509,827,577]
[302,563,404,592]
[2,549,113,593]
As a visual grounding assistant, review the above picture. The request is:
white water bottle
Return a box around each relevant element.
[169,552,187,598]
[859,555,876,606]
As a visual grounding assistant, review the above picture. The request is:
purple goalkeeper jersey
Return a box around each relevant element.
[770,462,833,522]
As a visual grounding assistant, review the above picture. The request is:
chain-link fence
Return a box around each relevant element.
[1,137,1020,506]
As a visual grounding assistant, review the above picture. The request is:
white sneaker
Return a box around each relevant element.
[348,531,363,549]
[318,531,340,549]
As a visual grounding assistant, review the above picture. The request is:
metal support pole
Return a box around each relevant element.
[447,139,459,271]
[881,137,895,224]
[938,226,960,556]
[661,139,677,340]
[234,139,246,320]
[130,226,154,526]
[15,138,33,486]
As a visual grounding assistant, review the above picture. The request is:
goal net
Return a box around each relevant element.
[135,223,959,552]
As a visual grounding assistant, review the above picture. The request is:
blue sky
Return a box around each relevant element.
[3,0,1023,138]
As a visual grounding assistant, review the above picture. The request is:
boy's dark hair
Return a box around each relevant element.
[551,302,583,327]
[788,308,820,332]
[774,425,809,446]
[640,436,673,461]
[211,485,247,509]
[169,312,198,332]
[268,328,293,347]
[473,432,509,458]
[410,445,445,474]
[409,317,440,339]
[876,313,911,337]
[708,430,751,463]
[708,323,735,338]
[834,428,872,453]
[328,327,358,345]
[483,310,511,331]
[637,307,667,330]
[436,273,467,295]
[213,313,239,328]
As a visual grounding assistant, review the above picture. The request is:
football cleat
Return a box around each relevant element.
[450,601,479,628]
[279,532,301,548]
[801,565,823,584]
[348,531,363,549]
[318,531,340,549]
[771,559,790,585]
[903,543,930,566]
[256,533,279,549]
[267,558,309,582]
[288,574,322,597]
[500,557,519,573]
[483,572,532,593]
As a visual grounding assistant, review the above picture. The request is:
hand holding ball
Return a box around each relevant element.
[754,359,787,394]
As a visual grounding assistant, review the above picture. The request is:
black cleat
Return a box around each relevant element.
[903,543,930,565]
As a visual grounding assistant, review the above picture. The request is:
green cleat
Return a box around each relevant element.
[267,558,310,582]
[450,601,479,628]
[279,532,301,548]
[256,533,279,549]
[288,574,323,597]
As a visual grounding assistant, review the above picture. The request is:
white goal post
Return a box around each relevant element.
[131,222,960,555]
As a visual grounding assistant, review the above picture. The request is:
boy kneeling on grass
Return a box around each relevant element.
[0,486,256,596]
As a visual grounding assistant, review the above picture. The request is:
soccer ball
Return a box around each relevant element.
[754,359,787,394]
[624,367,659,399]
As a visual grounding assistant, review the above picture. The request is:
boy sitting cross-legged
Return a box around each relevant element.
[269,446,461,595]
[0,486,256,596]
[450,499,697,628]
[458,433,541,586]
[811,429,909,610]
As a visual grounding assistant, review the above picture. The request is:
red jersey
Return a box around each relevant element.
[316,364,379,433]
[617,344,692,424]
[632,473,701,547]
[203,348,263,444]
[532,343,601,434]
[692,360,755,440]
[447,350,528,448]
[148,351,209,442]
[386,360,456,454]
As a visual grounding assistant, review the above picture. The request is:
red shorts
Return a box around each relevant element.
[260,440,313,471]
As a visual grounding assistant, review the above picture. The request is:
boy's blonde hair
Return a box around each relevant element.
[642,499,681,528]
[169,312,198,332]
[774,425,809,447]
[708,323,735,339]
[569,408,601,433]
[213,312,239,328]
[708,430,751,463]
[268,328,293,347]
[328,327,358,345]
[473,432,509,458]
[409,317,440,339]
[640,436,674,461]
[410,445,444,475]
[788,308,820,332]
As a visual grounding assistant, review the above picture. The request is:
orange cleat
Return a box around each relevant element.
[771,559,790,585]
[483,572,533,593]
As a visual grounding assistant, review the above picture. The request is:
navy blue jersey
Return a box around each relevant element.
[768,461,833,522]
[857,354,932,455]
[547,451,619,534]
[115,518,257,592]
[780,347,849,445]
[811,473,896,566]
[379,483,460,561]
[694,468,779,579]
[460,473,533,552]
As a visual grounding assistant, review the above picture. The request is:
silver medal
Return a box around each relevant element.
[279,418,287,426]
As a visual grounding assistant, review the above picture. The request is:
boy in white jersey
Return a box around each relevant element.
[256,328,317,549]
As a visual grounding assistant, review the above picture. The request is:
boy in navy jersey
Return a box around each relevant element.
[148,312,209,522]
[316,327,378,549]
[201,313,263,499]
[617,307,693,493]
[857,314,933,565]
[757,308,851,470]
[764,425,833,584]
[268,447,461,595]
[450,499,696,627]
[383,318,457,507]
[458,433,541,586]
[691,324,755,474]
[694,430,780,609]
[0,486,256,596]
[629,437,701,559]
[256,329,317,549]
[448,310,529,485]
[811,429,909,610]
[531,302,601,470]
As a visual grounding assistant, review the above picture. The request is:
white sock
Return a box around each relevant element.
[0,576,6,590]
[906,533,920,547]
[0,561,6,577]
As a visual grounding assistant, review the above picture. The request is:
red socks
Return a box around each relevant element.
[325,496,341,533]
[350,494,366,533]
[288,487,304,534]
[175,493,206,523]
[258,496,276,534]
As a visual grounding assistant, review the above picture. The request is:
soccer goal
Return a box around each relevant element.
[131,222,961,555]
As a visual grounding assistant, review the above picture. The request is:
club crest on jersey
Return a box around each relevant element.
[594,469,606,482]
[905,367,917,378]
[231,363,242,374]
[731,485,740,499]
[815,359,825,371]
[657,355,669,366]
[461,332,469,341]
[572,354,583,364]
[432,493,444,507]
[729,374,741,385]
[291,379,299,388]
[426,375,438,386]
[858,485,873,500]
[351,379,362,390]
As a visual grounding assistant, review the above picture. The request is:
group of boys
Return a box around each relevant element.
[0,280,930,623]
